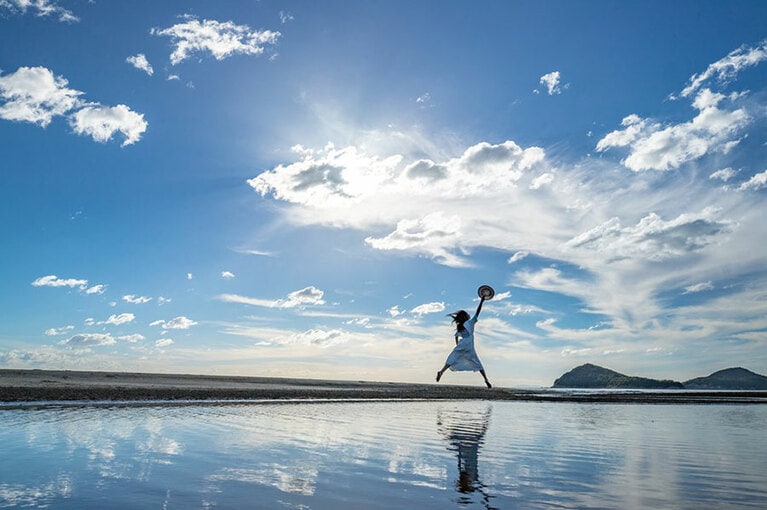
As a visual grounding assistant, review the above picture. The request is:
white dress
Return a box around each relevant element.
[445,314,485,372]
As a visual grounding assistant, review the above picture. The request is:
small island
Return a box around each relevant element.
[553,364,767,390]
[684,367,767,390]
[553,364,683,389]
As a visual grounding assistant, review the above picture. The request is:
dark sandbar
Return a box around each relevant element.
[1,369,766,404]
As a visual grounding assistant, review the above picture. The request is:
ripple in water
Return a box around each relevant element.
[0,401,765,509]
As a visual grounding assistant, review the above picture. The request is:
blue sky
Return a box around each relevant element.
[2,0,767,387]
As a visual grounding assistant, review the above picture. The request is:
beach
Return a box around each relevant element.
[1,369,766,404]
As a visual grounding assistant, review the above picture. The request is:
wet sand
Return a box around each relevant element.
[1,369,766,404]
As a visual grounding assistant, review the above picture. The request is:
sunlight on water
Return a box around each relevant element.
[0,401,765,509]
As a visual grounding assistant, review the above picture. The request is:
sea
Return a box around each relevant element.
[0,399,765,509]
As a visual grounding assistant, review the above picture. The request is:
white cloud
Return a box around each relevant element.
[187,273,193,280]
[155,338,174,347]
[151,316,197,330]
[250,138,548,267]
[681,40,767,97]
[44,325,74,336]
[0,66,147,145]
[218,294,280,307]
[151,16,281,65]
[284,286,326,307]
[60,333,116,347]
[738,170,767,191]
[365,213,469,268]
[289,329,347,347]
[565,208,731,262]
[411,302,446,316]
[69,104,147,146]
[508,251,529,264]
[416,92,432,107]
[104,313,135,326]
[118,334,145,343]
[560,346,592,357]
[243,41,767,380]
[683,281,714,294]
[530,172,554,189]
[218,286,326,309]
[31,274,87,289]
[84,284,106,295]
[0,0,78,22]
[126,53,154,75]
[279,10,294,24]
[221,271,235,279]
[388,305,404,317]
[235,248,275,256]
[539,71,562,95]
[596,89,749,171]
[709,168,737,182]
[157,296,172,305]
[0,66,82,126]
[123,294,152,304]
[247,138,559,269]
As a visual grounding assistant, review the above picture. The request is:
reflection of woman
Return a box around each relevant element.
[437,406,493,503]
[436,296,492,388]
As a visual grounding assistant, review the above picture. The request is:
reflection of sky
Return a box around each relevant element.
[0,402,765,509]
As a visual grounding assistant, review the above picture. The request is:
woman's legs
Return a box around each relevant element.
[436,363,450,382]
[480,370,492,388]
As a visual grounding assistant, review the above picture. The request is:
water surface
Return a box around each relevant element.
[1,401,765,509]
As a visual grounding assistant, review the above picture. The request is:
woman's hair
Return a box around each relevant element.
[449,310,471,325]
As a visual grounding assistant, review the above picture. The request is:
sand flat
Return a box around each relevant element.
[1,369,766,404]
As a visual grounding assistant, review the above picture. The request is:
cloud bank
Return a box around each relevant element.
[248,40,767,364]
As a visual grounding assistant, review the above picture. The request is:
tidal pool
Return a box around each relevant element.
[1,400,765,509]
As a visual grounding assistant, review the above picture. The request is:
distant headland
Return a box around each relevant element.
[553,364,767,390]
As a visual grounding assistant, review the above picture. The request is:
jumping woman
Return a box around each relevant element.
[436,287,494,388]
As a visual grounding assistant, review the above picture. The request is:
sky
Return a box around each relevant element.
[2,0,767,387]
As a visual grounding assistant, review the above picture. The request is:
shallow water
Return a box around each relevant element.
[1,401,765,509]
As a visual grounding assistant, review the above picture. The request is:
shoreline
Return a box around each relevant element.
[2,369,766,405]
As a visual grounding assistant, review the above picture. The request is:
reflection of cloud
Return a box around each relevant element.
[0,475,73,508]
[208,466,318,495]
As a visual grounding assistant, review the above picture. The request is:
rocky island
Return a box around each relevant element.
[683,367,767,390]
[553,363,683,389]
[553,364,767,390]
